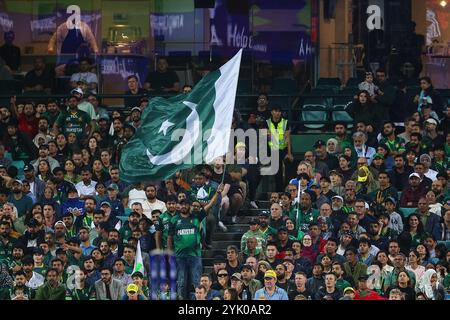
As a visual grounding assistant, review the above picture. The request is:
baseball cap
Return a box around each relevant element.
[23,164,34,171]
[12,179,23,185]
[249,218,260,225]
[331,195,344,202]
[100,201,111,207]
[54,220,67,228]
[231,273,242,281]
[425,118,438,126]
[384,196,397,206]
[409,173,421,179]
[127,283,139,294]
[313,140,326,148]
[264,270,277,279]
[358,275,369,281]
[241,264,253,271]
[329,170,343,178]
[343,287,356,294]
[373,153,384,160]
[131,107,141,113]
[258,211,270,217]
[71,87,84,96]
[107,183,119,191]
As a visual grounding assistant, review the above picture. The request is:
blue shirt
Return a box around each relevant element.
[254,286,289,300]
[80,244,96,256]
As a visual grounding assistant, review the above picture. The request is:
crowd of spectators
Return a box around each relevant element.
[0,41,449,301]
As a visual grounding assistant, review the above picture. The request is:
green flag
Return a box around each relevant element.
[120,49,242,182]
[133,239,145,275]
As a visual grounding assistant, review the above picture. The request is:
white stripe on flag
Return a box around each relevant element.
[205,49,243,163]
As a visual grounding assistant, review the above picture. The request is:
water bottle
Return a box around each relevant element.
[242,290,248,300]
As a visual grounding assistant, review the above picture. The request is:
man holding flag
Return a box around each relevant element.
[119,49,243,182]
[120,50,243,300]
[167,184,223,300]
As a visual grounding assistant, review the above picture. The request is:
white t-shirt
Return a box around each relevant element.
[142,199,167,219]
[71,72,98,85]
[127,189,147,208]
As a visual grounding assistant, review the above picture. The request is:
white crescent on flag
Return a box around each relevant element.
[146,101,200,165]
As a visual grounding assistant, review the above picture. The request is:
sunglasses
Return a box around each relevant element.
[218,274,228,277]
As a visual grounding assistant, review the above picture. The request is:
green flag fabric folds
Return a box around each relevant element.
[120,49,242,183]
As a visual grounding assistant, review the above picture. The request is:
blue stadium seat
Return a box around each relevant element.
[301,104,328,129]
[399,207,417,218]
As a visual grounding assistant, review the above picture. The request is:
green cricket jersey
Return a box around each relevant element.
[169,210,206,257]
[159,210,177,249]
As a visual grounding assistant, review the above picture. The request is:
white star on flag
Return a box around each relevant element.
[158,119,175,136]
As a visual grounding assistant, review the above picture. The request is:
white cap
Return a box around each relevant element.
[332,195,344,202]
[409,173,421,179]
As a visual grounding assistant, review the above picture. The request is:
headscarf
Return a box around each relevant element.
[326,138,340,154]
[418,269,438,300]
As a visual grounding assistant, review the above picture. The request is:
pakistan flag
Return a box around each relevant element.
[120,49,242,182]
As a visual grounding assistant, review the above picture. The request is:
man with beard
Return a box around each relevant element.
[41,99,60,127]
[79,227,95,256]
[52,167,75,204]
[83,256,101,287]
[107,229,123,258]
[18,218,45,255]
[119,211,140,243]
[100,202,121,231]
[99,240,116,269]
[31,144,59,172]
[343,183,357,213]
[104,166,128,194]
[158,195,179,249]
[400,173,427,208]
[314,140,339,171]
[142,184,166,219]
[22,255,44,290]
[53,95,91,140]
[379,121,406,157]
[35,268,66,300]
[274,264,289,291]
[23,164,46,201]
[3,270,35,300]
[75,167,97,200]
[333,122,352,152]
[6,244,25,274]
[66,268,96,300]
[12,100,39,139]
[290,191,319,234]
[128,107,142,130]
[7,180,33,218]
[0,220,16,263]
[167,185,222,299]
[32,117,54,148]
[330,196,346,234]
[389,154,412,191]
[258,211,277,241]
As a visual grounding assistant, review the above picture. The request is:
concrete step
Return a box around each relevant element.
[212,232,243,241]
[203,266,214,275]
[210,240,240,250]
[201,249,227,259]
[223,224,250,233]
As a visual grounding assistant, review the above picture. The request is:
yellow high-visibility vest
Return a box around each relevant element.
[267,118,287,150]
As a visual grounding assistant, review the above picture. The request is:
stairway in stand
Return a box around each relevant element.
[202,201,271,275]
